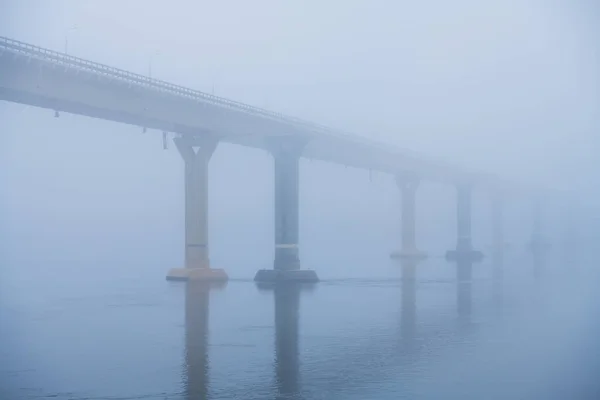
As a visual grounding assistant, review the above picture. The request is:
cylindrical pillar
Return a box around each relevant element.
[175,137,217,269]
[273,148,302,271]
[446,182,482,262]
[254,136,319,282]
[166,136,227,281]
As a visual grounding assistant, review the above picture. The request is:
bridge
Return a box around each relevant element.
[0,36,557,283]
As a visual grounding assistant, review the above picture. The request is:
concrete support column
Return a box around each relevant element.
[446,183,483,262]
[273,144,302,272]
[166,135,228,281]
[391,174,427,260]
[255,136,318,283]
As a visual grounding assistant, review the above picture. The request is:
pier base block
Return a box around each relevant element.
[254,269,319,283]
[166,268,228,282]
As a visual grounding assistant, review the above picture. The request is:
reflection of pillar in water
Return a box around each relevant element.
[183,282,210,400]
[491,192,504,258]
[530,198,547,279]
[563,207,578,267]
[531,198,543,249]
[274,285,301,397]
[492,250,504,311]
[491,191,504,311]
[533,247,545,280]
[400,260,418,346]
[456,257,472,282]
[456,260,472,318]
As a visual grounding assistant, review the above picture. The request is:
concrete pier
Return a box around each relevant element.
[255,136,318,283]
[391,173,427,260]
[166,135,228,282]
[446,183,484,262]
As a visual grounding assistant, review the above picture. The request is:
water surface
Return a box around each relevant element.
[1,252,599,399]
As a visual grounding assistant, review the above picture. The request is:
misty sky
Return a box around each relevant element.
[0,1,598,278]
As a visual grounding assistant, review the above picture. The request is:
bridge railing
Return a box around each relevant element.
[0,36,459,171]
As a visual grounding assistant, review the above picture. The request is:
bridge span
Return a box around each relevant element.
[0,36,555,282]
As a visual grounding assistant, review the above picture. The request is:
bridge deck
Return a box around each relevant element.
[0,36,511,189]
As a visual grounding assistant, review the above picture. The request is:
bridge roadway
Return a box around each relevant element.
[0,36,517,189]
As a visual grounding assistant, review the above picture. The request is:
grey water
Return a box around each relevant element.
[2,1,600,396]
[2,246,600,399]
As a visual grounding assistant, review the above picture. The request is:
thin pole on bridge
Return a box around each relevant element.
[64,25,78,54]
[148,50,161,78]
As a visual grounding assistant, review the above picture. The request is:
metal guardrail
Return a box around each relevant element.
[0,35,413,155]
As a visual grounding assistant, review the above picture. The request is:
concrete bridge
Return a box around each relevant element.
[0,36,559,283]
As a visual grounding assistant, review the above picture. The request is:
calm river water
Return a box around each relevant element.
[2,251,599,399]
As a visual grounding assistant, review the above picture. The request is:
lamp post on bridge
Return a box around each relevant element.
[148,50,161,78]
[64,25,78,54]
